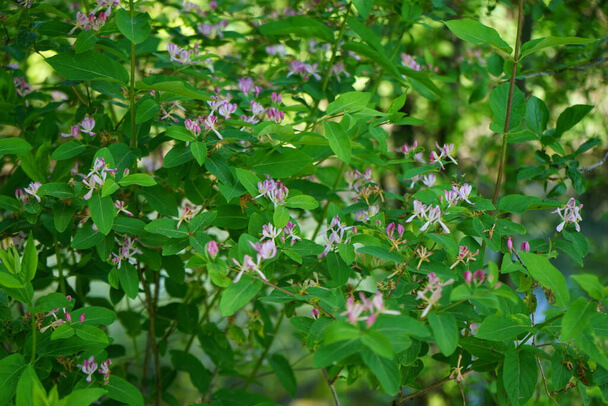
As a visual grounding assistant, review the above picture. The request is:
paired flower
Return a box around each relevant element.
[553,198,583,232]
[463,269,485,287]
[406,200,450,234]
[20,182,42,203]
[266,44,287,57]
[287,60,321,80]
[430,142,458,169]
[386,222,407,251]
[61,115,96,139]
[110,237,142,269]
[166,43,194,65]
[13,77,31,97]
[77,356,112,384]
[256,177,288,207]
[340,291,400,327]
[320,216,354,258]
[416,272,454,318]
[82,157,117,200]
[114,200,134,217]
[450,246,479,269]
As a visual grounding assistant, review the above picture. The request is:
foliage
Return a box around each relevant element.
[0,0,607,405]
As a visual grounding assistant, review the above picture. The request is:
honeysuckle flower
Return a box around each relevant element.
[287,60,321,80]
[419,206,451,234]
[341,296,367,324]
[415,246,433,269]
[271,92,282,104]
[177,205,198,228]
[206,240,219,259]
[201,115,223,139]
[463,270,473,286]
[13,77,31,97]
[78,356,98,383]
[114,200,133,217]
[311,308,320,319]
[553,198,583,232]
[520,241,530,252]
[23,182,42,202]
[434,142,458,167]
[473,269,485,285]
[422,174,436,187]
[79,116,96,136]
[386,222,406,251]
[79,313,86,323]
[40,318,66,333]
[399,141,426,164]
[320,216,353,257]
[262,223,281,240]
[232,255,267,283]
[239,77,255,96]
[450,245,479,269]
[281,221,301,245]
[250,100,266,116]
[330,61,350,81]
[185,118,202,137]
[266,44,287,57]
[507,237,514,251]
[355,205,379,222]
[449,354,465,383]
[61,125,81,139]
[250,239,277,262]
[166,43,193,65]
[98,359,112,384]
[110,237,142,269]
[267,107,284,123]
[218,102,237,119]
[82,158,116,200]
[159,100,186,122]
[405,200,428,223]
[401,53,423,71]
[255,177,288,207]
[456,183,474,205]
[442,189,460,207]
[416,272,454,318]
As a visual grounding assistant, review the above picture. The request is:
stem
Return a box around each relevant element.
[141,269,161,406]
[129,0,137,149]
[243,312,284,390]
[311,162,345,240]
[323,368,341,406]
[54,239,66,295]
[320,3,352,93]
[391,369,472,405]
[30,316,36,363]
[491,0,525,206]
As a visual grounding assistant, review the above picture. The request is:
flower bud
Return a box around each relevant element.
[80,313,86,323]
[206,240,219,259]
[507,237,513,251]
[520,241,530,252]
[473,270,485,285]
[463,270,472,286]
[311,308,320,319]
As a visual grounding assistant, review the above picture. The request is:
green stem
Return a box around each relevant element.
[54,239,66,295]
[30,316,36,364]
[243,312,284,390]
[311,162,345,241]
[491,0,524,206]
[129,0,137,149]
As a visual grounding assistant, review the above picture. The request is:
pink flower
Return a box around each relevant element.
[98,359,112,384]
[23,182,42,202]
[553,198,583,232]
[271,92,282,104]
[267,107,284,123]
[255,176,288,207]
[206,240,219,259]
[520,241,530,252]
[77,356,98,383]
[311,308,320,319]
[232,255,267,283]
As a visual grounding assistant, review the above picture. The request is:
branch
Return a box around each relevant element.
[391,369,472,405]
[579,150,608,172]
[515,56,608,80]
[323,368,341,406]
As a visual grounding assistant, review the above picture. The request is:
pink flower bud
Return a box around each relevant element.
[65,312,72,323]
[473,270,485,285]
[463,270,472,286]
[506,237,513,251]
[80,313,86,323]
[520,241,530,252]
[311,308,320,319]
[67,295,72,301]
[206,240,219,259]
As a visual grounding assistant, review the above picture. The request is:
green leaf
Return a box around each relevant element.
[362,330,394,359]
[268,354,297,396]
[526,96,549,134]
[326,91,371,115]
[106,376,144,406]
[46,51,129,83]
[16,364,46,406]
[561,297,596,340]
[135,99,160,124]
[250,149,313,178]
[445,19,512,53]
[71,306,117,326]
[428,312,458,356]
[571,274,605,300]
[141,186,178,217]
[115,9,151,44]
[119,266,139,299]
[490,82,526,131]
[497,194,560,214]
[0,270,24,289]
[21,233,37,282]
[258,16,334,42]
[144,218,189,238]
[0,354,27,405]
[39,183,75,198]
[51,324,75,340]
[74,30,98,54]
[273,205,290,228]
[356,246,404,263]
[164,144,193,168]
[346,17,383,53]
[52,140,87,160]
[165,126,195,142]
[75,325,108,343]
[361,350,400,395]
[219,275,263,317]
[190,141,207,166]
[135,78,211,101]
[324,121,351,164]
[286,195,319,210]
[520,252,570,308]
[351,0,372,18]
[503,348,538,406]
[88,192,115,235]
[476,314,532,341]
[169,350,211,393]
[64,388,107,406]
[313,338,362,368]
[235,168,260,197]
[520,36,596,59]
[72,225,104,249]
[554,104,594,137]
[0,138,32,158]
[119,173,157,187]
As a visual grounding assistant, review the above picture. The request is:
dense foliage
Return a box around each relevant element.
[0,0,607,405]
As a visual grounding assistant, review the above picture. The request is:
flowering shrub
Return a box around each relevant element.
[0,0,607,405]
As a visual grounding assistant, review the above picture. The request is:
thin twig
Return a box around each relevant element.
[515,56,608,79]
[323,368,341,406]
[579,150,608,172]
[392,369,472,405]
[538,357,560,405]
